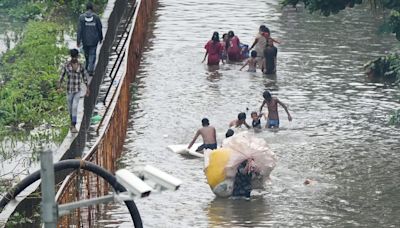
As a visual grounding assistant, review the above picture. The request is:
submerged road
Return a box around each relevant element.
[101,0,400,227]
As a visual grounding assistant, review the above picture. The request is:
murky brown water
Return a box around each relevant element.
[102,0,400,227]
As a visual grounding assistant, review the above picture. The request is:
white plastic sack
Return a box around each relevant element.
[222,131,276,189]
[212,179,234,197]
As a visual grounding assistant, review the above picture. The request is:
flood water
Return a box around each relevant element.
[103,0,400,227]
[0,13,22,56]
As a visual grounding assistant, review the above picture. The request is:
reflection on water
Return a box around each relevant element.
[101,0,400,227]
[207,196,271,227]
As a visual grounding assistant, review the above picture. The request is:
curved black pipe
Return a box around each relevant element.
[0,159,142,228]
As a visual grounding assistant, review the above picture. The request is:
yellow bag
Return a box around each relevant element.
[205,148,231,189]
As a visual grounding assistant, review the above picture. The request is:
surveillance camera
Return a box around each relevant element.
[142,165,182,191]
[115,169,153,198]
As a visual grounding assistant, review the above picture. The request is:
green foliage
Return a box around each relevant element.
[389,10,400,40]
[281,0,400,41]
[0,21,68,129]
[6,207,41,227]
[0,0,108,20]
[7,2,46,21]
[56,0,109,15]
[0,0,28,8]
[281,0,363,16]
[389,109,400,125]
[365,53,400,80]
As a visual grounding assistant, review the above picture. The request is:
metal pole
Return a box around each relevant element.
[58,194,115,217]
[40,150,57,228]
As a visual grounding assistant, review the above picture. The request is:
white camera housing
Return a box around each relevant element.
[142,165,182,191]
[115,169,153,198]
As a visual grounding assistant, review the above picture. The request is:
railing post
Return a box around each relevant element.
[40,150,57,228]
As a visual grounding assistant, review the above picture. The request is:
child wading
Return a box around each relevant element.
[251,111,262,129]
[58,49,89,133]
[240,50,258,72]
[229,112,251,129]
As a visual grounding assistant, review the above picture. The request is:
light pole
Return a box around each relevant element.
[39,150,57,228]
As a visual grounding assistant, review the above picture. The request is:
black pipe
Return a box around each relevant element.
[0,159,142,228]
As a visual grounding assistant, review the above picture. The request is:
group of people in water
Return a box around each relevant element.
[188,90,292,152]
[187,89,292,199]
[187,25,295,199]
[202,25,278,74]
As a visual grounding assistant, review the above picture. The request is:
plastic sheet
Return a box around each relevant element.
[204,131,276,197]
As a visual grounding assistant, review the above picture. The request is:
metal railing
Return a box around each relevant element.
[0,1,129,227]
[55,0,158,226]
[103,0,138,105]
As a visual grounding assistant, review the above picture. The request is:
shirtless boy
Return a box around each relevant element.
[188,118,217,152]
[259,90,292,128]
[229,112,251,129]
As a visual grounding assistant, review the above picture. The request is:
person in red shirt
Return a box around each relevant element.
[227,30,241,62]
[202,32,224,65]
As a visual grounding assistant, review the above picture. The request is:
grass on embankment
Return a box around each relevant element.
[0,21,69,137]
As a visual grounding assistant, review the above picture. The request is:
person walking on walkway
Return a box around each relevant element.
[77,2,103,76]
[58,49,90,133]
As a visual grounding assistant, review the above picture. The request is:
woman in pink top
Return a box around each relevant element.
[227,30,241,62]
[202,32,223,65]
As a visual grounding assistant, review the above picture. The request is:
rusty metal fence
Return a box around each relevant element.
[55,0,157,226]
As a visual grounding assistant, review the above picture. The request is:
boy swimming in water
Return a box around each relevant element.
[239,50,258,72]
[229,112,251,129]
[259,90,292,128]
[188,118,217,152]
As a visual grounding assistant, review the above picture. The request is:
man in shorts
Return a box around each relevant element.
[259,90,292,128]
[188,118,217,152]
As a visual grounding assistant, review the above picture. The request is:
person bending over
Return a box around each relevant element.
[229,112,251,129]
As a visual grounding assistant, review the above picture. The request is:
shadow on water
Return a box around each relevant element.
[206,69,222,82]
[206,196,271,227]
[262,73,278,89]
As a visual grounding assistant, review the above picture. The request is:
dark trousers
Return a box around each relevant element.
[83,45,97,75]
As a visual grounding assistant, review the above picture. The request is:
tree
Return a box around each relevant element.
[281,0,400,41]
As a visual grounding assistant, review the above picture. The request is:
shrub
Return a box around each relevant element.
[0,21,68,130]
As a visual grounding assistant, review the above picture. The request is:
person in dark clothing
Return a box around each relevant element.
[232,160,253,199]
[263,38,278,74]
[225,129,234,138]
[251,111,262,129]
[77,2,103,75]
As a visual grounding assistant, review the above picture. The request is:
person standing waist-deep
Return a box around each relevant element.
[77,2,103,76]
